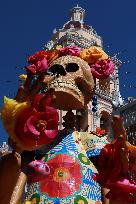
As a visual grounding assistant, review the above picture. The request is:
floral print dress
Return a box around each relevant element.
[25,131,109,204]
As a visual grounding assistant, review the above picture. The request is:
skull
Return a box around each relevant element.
[44,56,94,110]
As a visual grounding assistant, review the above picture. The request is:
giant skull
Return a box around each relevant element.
[44,56,94,110]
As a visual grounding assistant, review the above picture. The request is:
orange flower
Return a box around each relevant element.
[80,46,108,64]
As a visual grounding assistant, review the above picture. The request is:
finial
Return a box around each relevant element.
[70,5,85,23]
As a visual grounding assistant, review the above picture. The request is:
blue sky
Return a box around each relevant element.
[0,0,136,144]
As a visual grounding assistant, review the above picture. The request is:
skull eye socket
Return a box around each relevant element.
[66,63,79,72]
[48,64,66,77]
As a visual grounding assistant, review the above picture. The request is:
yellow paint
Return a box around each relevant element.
[24,201,31,204]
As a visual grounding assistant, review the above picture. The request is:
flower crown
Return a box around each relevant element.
[26,45,114,79]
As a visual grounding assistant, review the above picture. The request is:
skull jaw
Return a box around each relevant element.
[75,77,94,105]
[51,88,84,110]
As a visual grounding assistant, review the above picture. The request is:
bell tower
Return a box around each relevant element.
[44,6,123,132]
[45,5,102,50]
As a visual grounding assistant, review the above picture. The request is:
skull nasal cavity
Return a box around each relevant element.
[66,63,79,72]
[49,64,66,76]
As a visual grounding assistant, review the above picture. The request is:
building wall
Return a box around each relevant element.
[119,100,136,145]
[88,97,112,132]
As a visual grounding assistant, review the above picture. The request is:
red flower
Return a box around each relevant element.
[28,50,48,64]
[40,154,82,198]
[14,95,59,150]
[96,127,106,136]
[28,50,60,65]
[91,59,114,79]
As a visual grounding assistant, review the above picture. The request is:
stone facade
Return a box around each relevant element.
[119,99,136,145]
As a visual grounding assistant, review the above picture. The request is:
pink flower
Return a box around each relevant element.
[60,46,81,56]
[14,95,59,150]
[15,107,58,149]
[91,59,114,79]
[27,58,48,74]
[28,160,50,183]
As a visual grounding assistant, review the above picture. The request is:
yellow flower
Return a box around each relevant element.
[19,74,27,81]
[24,201,31,204]
[1,96,30,146]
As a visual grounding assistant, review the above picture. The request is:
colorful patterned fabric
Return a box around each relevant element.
[26,132,102,203]
[80,132,109,157]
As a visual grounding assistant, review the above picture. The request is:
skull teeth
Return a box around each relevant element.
[47,80,82,97]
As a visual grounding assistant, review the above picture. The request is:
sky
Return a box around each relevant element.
[0,0,136,144]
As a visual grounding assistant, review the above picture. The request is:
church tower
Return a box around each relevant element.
[44,5,123,132]
[45,5,102,50]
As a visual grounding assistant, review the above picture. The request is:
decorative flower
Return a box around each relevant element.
[1,95,59,151]
[27,160,50,183]
[28,50,49,64]
[96,127,106,136]
[14,105,58,150]
[27,58,48,74]
[105,179,136,202]
[80,46,108,64]
[60,46,81,56]
[91,59,114,79]
[28,50,60,65]
[40,154,82,198]
[1,96,30,149]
